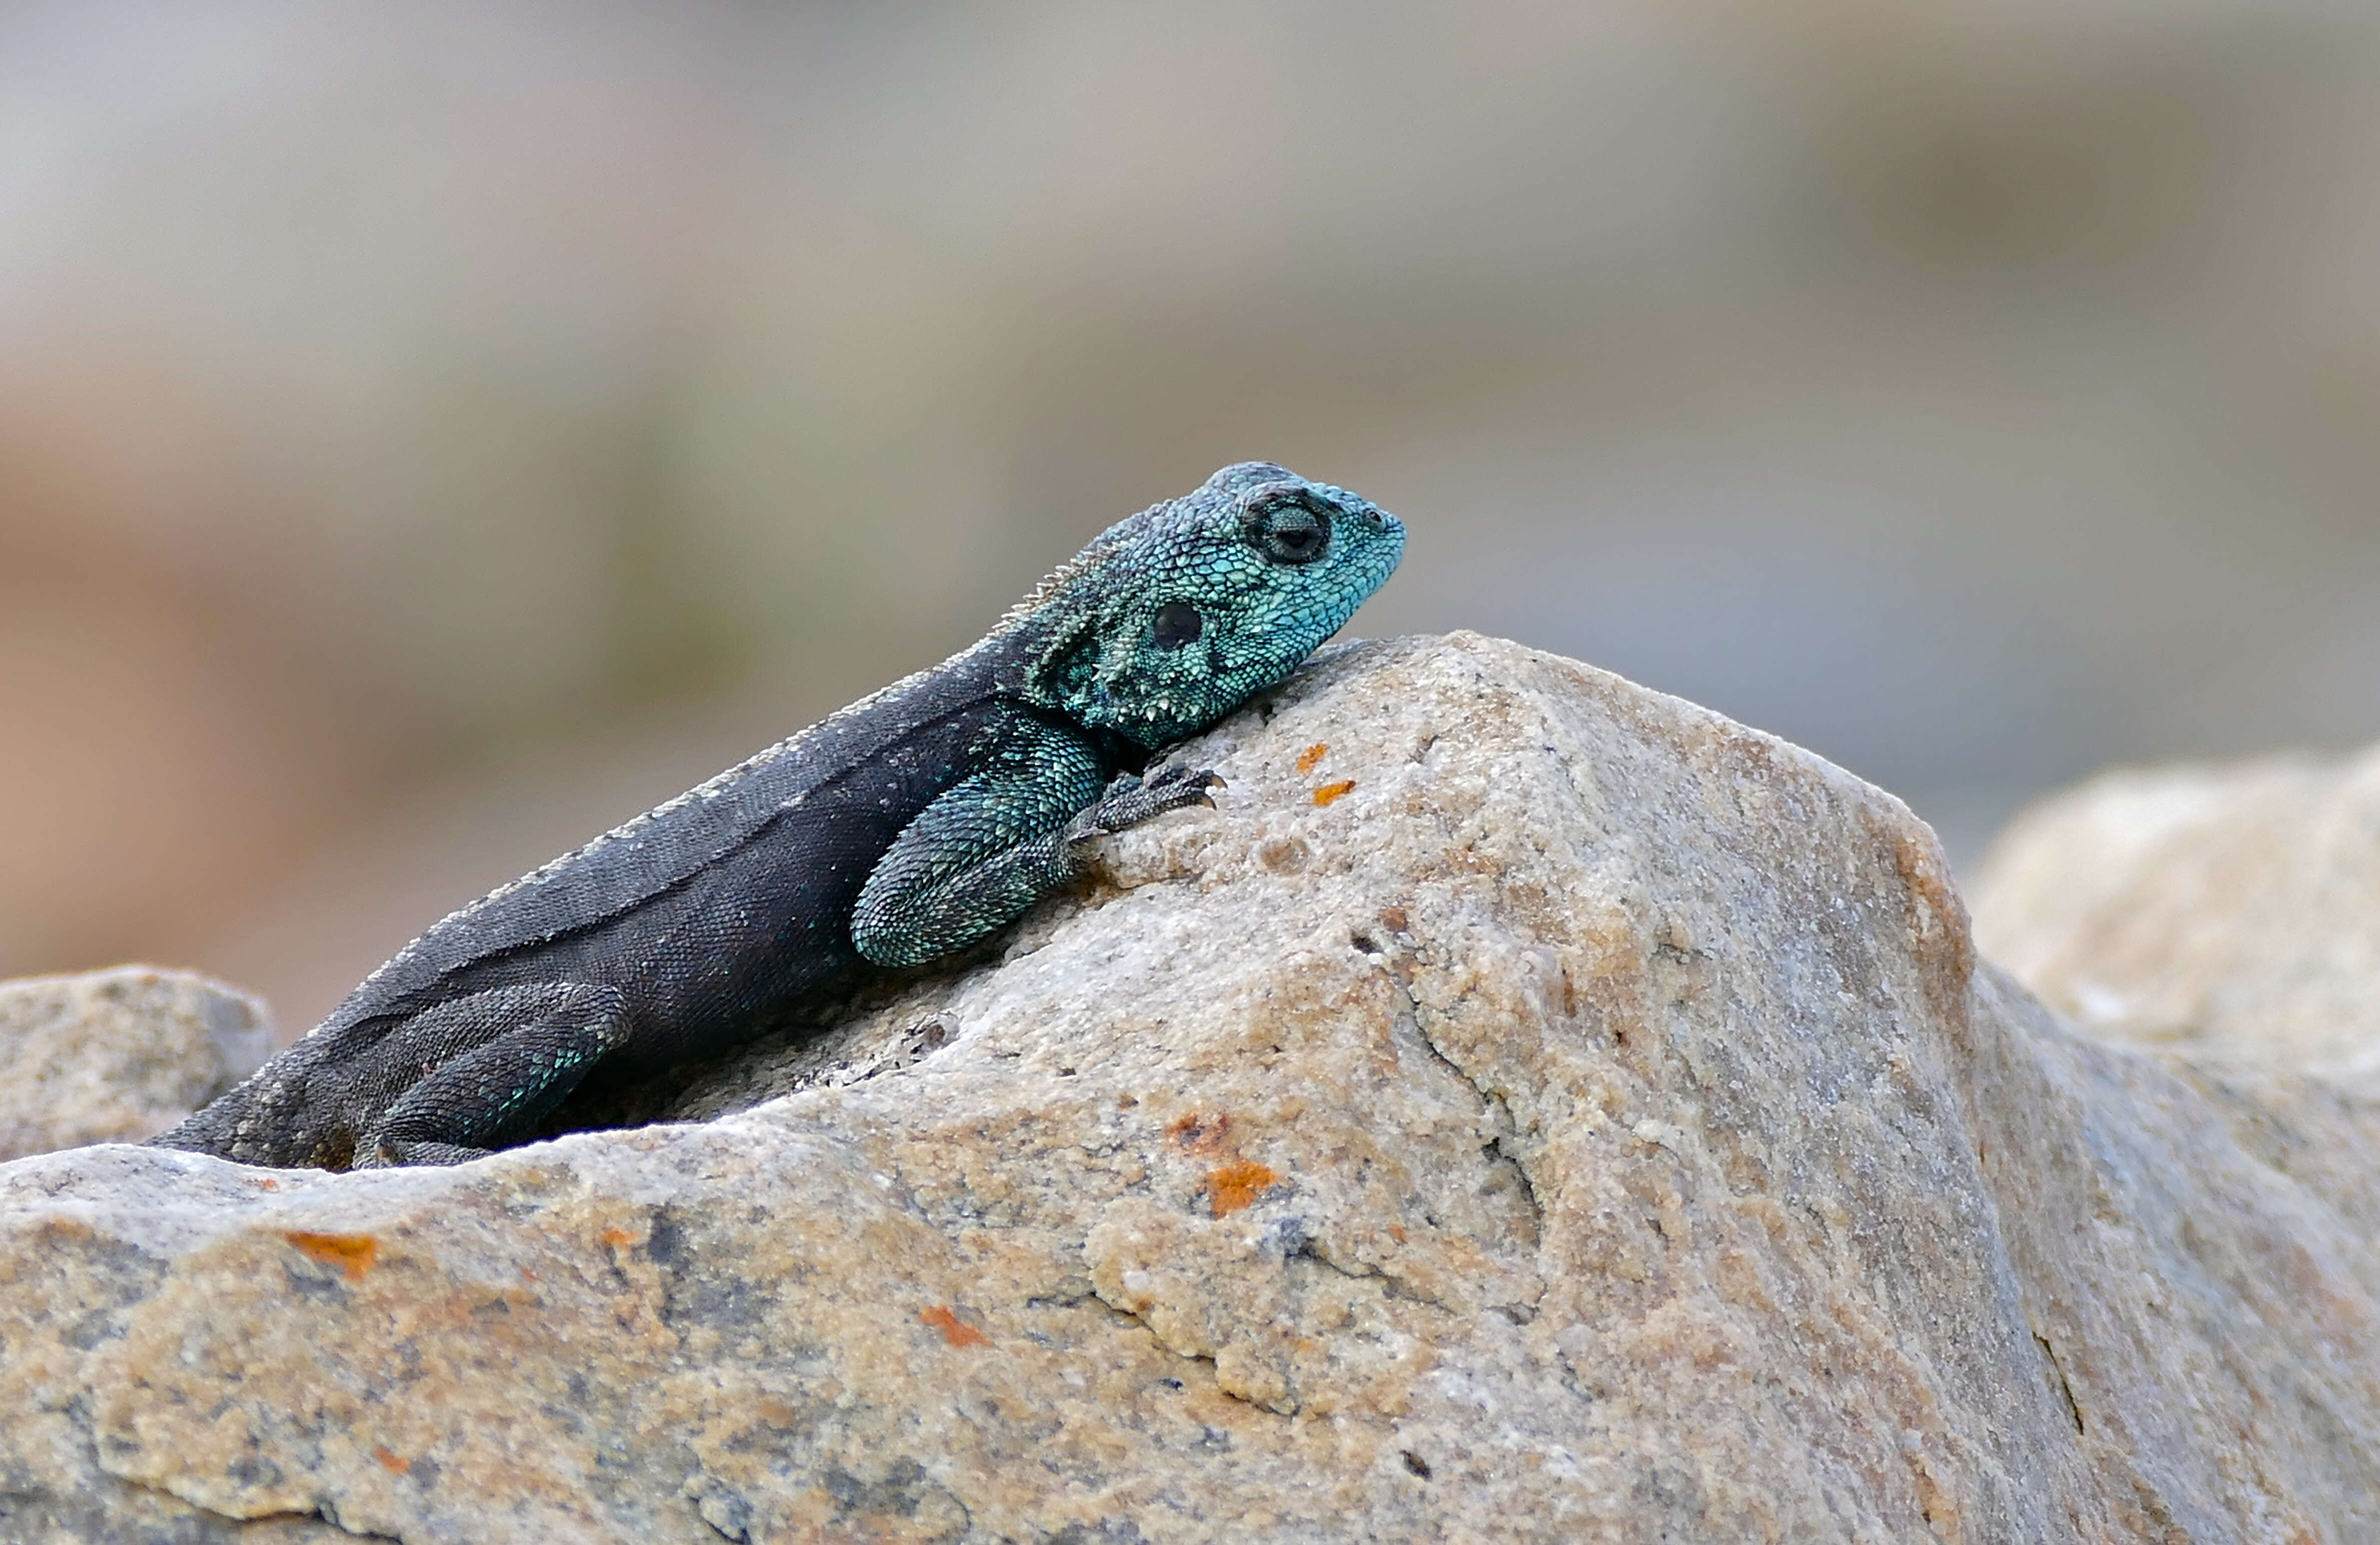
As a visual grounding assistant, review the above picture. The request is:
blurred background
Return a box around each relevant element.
[5,0,2378,1037]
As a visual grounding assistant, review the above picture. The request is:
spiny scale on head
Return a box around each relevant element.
[999,521,1144,628]
[997,460,1316,628]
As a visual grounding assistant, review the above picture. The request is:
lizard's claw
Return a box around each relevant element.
[1145,762,1225,803]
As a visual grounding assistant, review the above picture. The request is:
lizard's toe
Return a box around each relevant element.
[1148,763,1225,797]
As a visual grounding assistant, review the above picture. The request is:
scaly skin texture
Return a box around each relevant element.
[150,463,1404,1169]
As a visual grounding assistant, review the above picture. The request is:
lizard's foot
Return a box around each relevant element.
[352,983,632,1167]
[1066,764,1223,847]
[360,1139,493,1168]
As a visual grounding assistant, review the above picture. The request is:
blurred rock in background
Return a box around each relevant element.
[5,1,2378,1037]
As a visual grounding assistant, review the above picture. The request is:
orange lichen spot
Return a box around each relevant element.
[1295,742,1330,775]
[283,1231,377,1281]
[600,1227,636,1249]
[1208,1161,1283,1217]
[1388,1224,1408,1244]
[1311,779,1356,807]
[1377,905,1409,933]
[372,1446,411,1475]
[1168,1110,1232,1154]
[920,1304,991,1347]
[256,1177,280,1191]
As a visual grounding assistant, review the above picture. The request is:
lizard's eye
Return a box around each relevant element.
[1152,601,1204,650]
[1245,491,1332,565]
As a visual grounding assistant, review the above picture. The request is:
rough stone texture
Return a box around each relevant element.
[0,966,273,1162]
[1970,748,2380,1069]
[4,634,2379,1542]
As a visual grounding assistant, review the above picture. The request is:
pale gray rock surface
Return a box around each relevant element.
[4,635,2378,1542]
[0,966,273,1163]
[1970,747,2380,1069]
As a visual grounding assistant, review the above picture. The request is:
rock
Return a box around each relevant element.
[4,633,2379,1542]
[0,966,274,1162]
[1969,748,2380,1068]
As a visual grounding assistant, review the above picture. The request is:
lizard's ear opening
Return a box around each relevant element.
[1241,486,1334,566]
[1151,601,1204,650]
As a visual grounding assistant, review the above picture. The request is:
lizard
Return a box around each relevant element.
[150,462,1404,1169]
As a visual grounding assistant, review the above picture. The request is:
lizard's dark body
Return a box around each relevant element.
[154,463,1403,1169]
[324,638,1112,1079]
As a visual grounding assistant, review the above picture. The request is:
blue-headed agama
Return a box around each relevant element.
[152,463,1405,1169]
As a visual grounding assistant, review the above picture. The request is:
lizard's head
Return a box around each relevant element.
[1011,461,1405,747]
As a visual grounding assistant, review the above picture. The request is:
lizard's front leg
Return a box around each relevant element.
[348,983,635,1167]
[849,726,1219,969]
